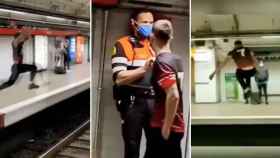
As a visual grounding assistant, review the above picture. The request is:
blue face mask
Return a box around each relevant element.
[137,24,152,38]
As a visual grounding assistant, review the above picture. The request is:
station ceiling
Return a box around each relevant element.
[0,0,90,21]
[192,0,280,36]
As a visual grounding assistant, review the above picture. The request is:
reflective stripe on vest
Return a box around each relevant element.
[117,36,154,63]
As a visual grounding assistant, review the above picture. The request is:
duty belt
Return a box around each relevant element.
[127,84,155,98]
[113,84,155,99]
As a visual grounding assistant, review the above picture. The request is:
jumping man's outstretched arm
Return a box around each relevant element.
[209,56,231,80]
[250,51,257,67]
[13,27,32,47]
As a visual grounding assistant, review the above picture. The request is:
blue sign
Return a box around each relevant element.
[68,37,76,63]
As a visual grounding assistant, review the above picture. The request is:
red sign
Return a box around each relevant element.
[0,28,79,36]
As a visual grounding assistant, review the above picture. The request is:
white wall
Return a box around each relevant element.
[48,37,56,69]
[0,36,34,81]
[194,47,218,103]
[35,36,48,69]
[0,36,14,81]
[22,38,34,65]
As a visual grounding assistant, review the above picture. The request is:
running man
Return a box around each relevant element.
[209,40,257,104]
[0,27,39,90]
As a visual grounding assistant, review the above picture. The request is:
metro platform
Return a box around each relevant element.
[192,99,280,157]
[0,63,90,128]
[191,97,280,158]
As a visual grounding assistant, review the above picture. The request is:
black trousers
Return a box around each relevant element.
[0,64,37,90]
[236,68,256,91]
[64,53,70,70]
[145,128,184,158]
[258,84,268,102]
[119,97,154,158]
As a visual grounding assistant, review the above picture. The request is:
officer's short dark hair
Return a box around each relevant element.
[234,40,242,45]
[130,9,153,21]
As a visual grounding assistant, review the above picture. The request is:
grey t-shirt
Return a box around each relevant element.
[255,66,269,84]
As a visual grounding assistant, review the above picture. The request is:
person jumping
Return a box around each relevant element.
[0,27,39,90]
[209,40,257,104]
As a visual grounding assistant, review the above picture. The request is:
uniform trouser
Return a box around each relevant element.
[64,53,70,70]
[119,97,154,158]
[236,68,256,97]
[145,128,184,158]
[257,83,268,102]
[0,64,37,90]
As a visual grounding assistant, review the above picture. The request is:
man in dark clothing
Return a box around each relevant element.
[63,38,71,70]
[146,19,185,158]
[210,40,257,104]
[0,27,39,90]
[255,59,269,104]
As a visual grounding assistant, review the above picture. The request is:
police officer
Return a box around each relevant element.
[111,10,155,158]
[209,40,257,104]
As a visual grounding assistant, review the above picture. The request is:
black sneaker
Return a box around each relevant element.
[244,90,252,100]
[29,83,39,89]
[265,101,269,105]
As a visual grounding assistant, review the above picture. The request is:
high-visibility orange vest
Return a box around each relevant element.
[117,36,154,62]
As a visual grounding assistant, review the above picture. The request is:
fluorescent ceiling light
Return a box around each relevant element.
[46,16,66,21]
[261,36,280,39]
[192,37,222,41]
[78,21,89,25]
[0,8,26,15]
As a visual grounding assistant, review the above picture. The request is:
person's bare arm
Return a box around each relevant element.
[162,83,180,140]
[115,58,154,85]
[13,28,32,47]
[251,51,257,67]
[12,34,25,47]
[116,67,146,85]
[209,56,231,80]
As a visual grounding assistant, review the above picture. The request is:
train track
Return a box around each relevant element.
[39,120,90,158]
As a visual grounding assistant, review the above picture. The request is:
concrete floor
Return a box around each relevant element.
[0,63,90,108]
